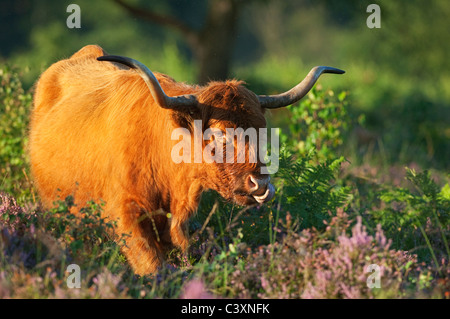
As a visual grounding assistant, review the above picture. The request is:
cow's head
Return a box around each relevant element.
[97,55,344,206]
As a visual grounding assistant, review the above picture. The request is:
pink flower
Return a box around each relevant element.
[180,279,216,299]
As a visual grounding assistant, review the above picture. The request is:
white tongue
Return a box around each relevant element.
[253,183,275,204]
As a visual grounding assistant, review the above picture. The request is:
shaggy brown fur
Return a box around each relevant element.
[29,45,269,274]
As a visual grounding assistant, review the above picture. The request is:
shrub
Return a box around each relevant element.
[281,87,351,161]
[0,65,33,199]
[274,148,350,231]
[373,168,450,265]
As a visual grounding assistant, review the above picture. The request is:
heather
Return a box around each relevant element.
[1,191,448,298]
[229,211,446,299]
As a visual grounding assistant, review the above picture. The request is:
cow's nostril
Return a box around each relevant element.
[247,175,259,193]
[247,175,271,196]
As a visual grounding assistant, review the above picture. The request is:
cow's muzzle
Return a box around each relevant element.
[247,175,275,204]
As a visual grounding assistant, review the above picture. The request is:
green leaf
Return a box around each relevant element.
[440,183,450,200]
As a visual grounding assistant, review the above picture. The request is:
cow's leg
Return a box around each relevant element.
[168,182,203,251]
[112,200,164,275]
[169,214,189,251]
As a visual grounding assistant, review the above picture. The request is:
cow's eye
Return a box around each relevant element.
[186,106,200,118]
[215,135,227,144]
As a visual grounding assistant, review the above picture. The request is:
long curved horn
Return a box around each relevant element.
[97,55,197,109]
[258,66,345,109]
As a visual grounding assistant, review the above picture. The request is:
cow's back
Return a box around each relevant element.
[30,45,148,208]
